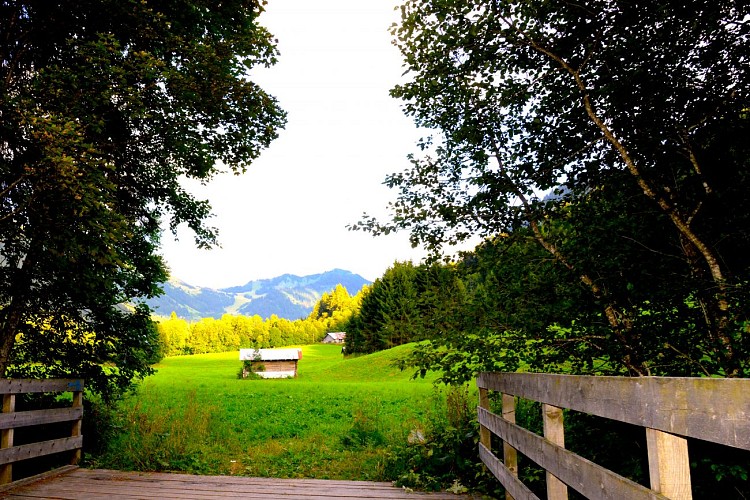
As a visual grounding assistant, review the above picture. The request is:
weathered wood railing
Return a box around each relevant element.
[0,379,84,484]
[477,373,750,500]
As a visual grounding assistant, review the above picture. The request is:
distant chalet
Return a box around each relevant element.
[239,348,302,378]
[322,332,346,344]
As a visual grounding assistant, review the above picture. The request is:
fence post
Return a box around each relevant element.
[1,393,15,484]
[543,404,568,500]
[479,387,491,450]
[70,389,83,465]
[646,428,692,500]
[501,393,518,500]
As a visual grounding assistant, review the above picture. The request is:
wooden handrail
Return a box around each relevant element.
[0,379,84,484]
[477,373,750,500]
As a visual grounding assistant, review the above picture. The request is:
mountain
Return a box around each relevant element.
[146,269,370,321]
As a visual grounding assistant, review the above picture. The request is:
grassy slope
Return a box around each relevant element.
[95,344,445,480]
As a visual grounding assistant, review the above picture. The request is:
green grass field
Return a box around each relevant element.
[93,344,456,481]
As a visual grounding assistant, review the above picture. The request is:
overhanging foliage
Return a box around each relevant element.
[0,0,286,398]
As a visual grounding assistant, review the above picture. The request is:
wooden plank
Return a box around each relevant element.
[478,407,668,500]
[75,470,402,487]
[70,391,83,465]
[5,484,430,500]
[0,435,83,465]
[479,443,540,500]
[542,404,568,500]
[477,373,750,449]
[646,428,693,500]
[3,489,452,500]
[0,407,83,430]
[0,379,84,395]
[1,468,475,499]
[4,481,450,499]
[0,465,78,493]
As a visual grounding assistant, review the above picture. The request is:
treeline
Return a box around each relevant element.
[345,262,463,354]
[156,284,363,356]
[345,207,750,384]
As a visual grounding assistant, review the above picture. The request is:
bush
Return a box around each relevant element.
[82,394,120,459]
[384,386,501,496]
[237,360,265,379]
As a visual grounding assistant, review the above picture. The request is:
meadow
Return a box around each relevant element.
[92,344,467,482]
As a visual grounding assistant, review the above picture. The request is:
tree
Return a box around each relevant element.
[345,262,420,353]
[157,312,190,356]
[308,283,367,334]
[0,1,286,397]
[311,285,346,319]
[356,0,750,377]
[344,261,466,354]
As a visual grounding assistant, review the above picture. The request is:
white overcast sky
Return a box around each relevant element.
[158,0,431,289]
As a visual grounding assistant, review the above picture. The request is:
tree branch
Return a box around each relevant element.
[490,142,648,376]
[512,24,737,375]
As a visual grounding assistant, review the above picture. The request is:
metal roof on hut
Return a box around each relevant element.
[240,348,302,361]
[322,332,346,343]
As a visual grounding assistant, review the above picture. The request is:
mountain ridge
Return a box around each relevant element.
[147,268,370,321]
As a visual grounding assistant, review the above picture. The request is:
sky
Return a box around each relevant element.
[159,1,432,289]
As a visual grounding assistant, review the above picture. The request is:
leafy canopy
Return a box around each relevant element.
[354,0,750,377]
[0,0,286,398]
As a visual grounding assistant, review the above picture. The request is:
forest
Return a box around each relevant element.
[349,0,749,383]
[155,284,361,356]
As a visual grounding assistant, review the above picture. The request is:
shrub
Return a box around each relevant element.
[384,386,500,495]
[237,360,265,379]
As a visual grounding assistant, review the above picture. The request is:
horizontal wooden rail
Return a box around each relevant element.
[477,373,750,500]
[0,436,83,466]
[0,407,83,430]
[0,379,84,484]
[0,379,83,395]
[477,373,750,449]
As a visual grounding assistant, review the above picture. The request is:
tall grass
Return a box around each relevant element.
[91,344,456,481]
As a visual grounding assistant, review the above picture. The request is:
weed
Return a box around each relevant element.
[341,400,386,448]
[98,387,220,473]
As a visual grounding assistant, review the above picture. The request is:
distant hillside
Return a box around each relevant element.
[147,269,370,321]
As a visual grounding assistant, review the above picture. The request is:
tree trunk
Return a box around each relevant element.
[0,303,22,377]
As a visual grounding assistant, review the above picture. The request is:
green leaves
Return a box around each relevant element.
[0,1,286,398]
[357,0,750,378]
[345,262,466,355]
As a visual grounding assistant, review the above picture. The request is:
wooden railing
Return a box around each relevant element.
[0,379,84,484]
[477,373,750,500]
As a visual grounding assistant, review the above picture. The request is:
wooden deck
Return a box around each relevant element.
[0,467,472,499]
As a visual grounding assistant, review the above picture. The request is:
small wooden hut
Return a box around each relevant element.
[322,332,346,344]
[239,348,302,378]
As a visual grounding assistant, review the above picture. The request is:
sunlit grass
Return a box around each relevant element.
[93,344,449,480]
